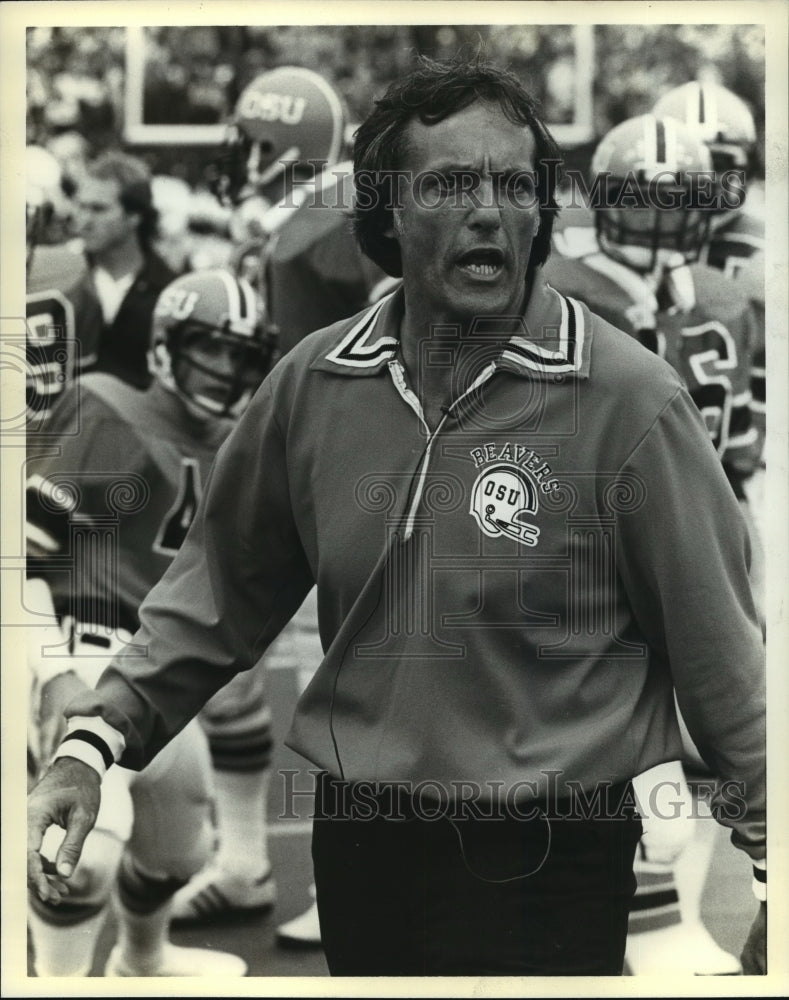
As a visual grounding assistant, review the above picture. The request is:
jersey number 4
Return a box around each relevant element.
[152,457,202,556]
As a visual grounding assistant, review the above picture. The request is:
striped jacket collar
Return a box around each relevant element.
[311,279,591,380]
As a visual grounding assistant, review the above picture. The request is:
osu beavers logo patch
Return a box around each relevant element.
[470,463,541,547]
[468,444,561,548]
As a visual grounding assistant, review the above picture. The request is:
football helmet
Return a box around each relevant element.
[211,66,347,205]
[653,81,756,215]
[26,145,67,268]
[590,114,714,272]
[653,81,756,172]
[150,269,277,418]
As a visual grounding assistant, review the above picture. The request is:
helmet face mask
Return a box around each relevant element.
[595,180,711,273]
[590,115,713,273]
[167,322,274,417]
[150,270,277,418]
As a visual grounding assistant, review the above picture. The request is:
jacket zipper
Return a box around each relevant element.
[387,358,499,540]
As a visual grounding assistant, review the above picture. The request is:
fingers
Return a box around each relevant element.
[27,849,70,904]
[27,828,69,904]
[26,809,54,901]
[54,804,96,878]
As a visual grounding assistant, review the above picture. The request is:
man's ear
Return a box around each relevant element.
[385,208,402,240]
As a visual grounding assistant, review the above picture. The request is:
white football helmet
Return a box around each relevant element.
[26,145,67,267]
[653,81,756,171]
[590,114,714,272]
[150,269,277,418]
[653,81,756,217]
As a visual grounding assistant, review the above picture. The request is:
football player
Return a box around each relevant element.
[652,80,763,279]
[169,66,377,933]
[26,268,275,976]
[653,81,766,548]
[543,113,764,976]
[212,64,386,351]
[26,145,103,428]
[210,64,348,275]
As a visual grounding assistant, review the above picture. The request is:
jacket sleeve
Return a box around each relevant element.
[615,386,766,862]
[63,377,315,769]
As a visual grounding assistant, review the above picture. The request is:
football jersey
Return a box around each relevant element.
[543,232,760,486]
[253,163,387,356]
[701,194,764,279]
[26,244,104,426]
[734,250,765,450]
[26,374,233,633]
[701,203,765,468]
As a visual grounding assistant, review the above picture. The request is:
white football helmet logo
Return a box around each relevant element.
[470,464,540,547]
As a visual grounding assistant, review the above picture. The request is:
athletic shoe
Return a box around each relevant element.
[276,900,322,949]
[625,920,742,975]
[104,942,247,977]
[169,863,276,923]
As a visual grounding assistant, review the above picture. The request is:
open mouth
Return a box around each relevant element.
[456,247,505,277]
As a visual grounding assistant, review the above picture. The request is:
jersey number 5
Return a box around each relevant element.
[681,321,737,456]
[152,457,202,556]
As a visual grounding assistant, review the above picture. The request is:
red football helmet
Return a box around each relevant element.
[212,66,347,205]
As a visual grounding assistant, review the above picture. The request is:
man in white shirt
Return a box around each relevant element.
[72,151,176,389]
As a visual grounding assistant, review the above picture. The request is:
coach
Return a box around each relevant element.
[28,55,766,976]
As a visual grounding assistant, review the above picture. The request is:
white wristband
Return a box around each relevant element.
[53,740,108,778]
[51,715,126,778]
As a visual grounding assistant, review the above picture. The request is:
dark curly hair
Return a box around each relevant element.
[83,151,159,251]
[352,53,564,278]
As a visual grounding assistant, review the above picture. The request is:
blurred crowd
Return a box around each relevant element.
[28,23,765,183]
[25,23,766,287]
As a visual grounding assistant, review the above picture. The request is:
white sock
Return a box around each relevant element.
[28,901,108,977]
[213,767,272,878]
[113,895,171,973]
[674,802,717,923]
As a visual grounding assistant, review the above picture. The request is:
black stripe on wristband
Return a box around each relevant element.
[753,866,767,885]
[61,730,114,770]
[629,888,680,912]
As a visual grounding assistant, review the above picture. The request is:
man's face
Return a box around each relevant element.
[391,101,541,324]
[174,327,267,418]
[73,176,138,254]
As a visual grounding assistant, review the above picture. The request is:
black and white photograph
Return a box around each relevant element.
[1,1,787,995]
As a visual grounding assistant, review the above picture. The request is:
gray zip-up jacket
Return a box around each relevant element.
[61,281,766,869]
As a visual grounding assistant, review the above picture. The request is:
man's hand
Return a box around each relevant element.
[27,756,101,904]
[740,901,766,974]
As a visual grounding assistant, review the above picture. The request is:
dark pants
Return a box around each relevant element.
[312,773,641,976]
